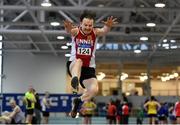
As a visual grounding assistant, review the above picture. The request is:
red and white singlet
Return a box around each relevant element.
[69,28,97,68]
[175,101,180,117]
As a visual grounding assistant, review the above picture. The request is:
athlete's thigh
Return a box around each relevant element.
[69,59,82,73]
[69,60,76,73]
[83,78,98,90]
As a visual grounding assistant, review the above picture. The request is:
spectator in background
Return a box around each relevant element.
[24,86,36,124]
[81,98,97,124]
[136,107,144,125]
[175,99,180,124]
[33,89,42,124]
[169,103,176,124]
[0,99,25,124]
[115,99,122,124]
[157,102,168,124]
[107,100,117,124]
[41,91,51,124]
[122,93,133,113]
[144,96,161,124]
[122,93,128,103]
[121,101,130,125]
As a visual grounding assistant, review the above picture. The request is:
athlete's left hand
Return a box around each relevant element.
[102,16,118,27]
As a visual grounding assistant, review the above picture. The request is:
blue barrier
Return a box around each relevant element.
[2,93,80,112]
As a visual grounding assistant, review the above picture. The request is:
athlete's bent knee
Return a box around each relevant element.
[76,58,83,64]
[91,86,99,96]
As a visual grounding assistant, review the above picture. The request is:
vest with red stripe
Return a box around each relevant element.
[175,101,180,117]
[122,104,129,115]
[69,28,96,67]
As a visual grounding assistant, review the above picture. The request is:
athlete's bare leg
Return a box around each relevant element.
[70,78,98,118]
[69,59,83,93]
[69,59,83,118]
[70,58,82,79]
[42,116,49,124]
[83,116,91,124]
[177,117,180,124]
[81,78,98,101]
[69,58,83,92]
[26,115,33,124]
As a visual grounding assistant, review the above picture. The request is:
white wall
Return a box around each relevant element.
[2,53,67,93]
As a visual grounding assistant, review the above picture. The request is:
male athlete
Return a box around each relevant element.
[64,10,117,118]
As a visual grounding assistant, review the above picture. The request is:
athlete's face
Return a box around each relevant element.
[80,18,94,34]
[10,101,16,108]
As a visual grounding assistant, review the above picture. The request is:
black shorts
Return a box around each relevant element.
[158,116,167,121]
[148,114,157,117]
[83,114,92,117]
[26,109,34,115]
[67,61,97,88]
[106,115,116,120]
[42,111,50,117]
[169,115,176,121]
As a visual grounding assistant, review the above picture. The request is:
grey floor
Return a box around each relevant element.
[49,117,149,124]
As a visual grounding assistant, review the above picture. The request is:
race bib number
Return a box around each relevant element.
[77,47,91,55]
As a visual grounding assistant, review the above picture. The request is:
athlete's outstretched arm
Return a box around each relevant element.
[63,20,78,36]
[95,16,118,36]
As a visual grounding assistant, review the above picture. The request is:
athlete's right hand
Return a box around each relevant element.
[63,20,75,33]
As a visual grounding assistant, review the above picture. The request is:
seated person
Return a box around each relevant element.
[0,99,25,124]
[0,111,12,124]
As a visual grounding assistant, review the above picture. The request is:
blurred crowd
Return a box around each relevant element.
[2,87,180,124]
[0,86,52,124]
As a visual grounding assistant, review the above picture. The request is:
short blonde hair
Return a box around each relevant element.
[9,98,16,105]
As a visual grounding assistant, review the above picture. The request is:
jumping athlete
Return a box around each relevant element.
[64,10,118,118]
